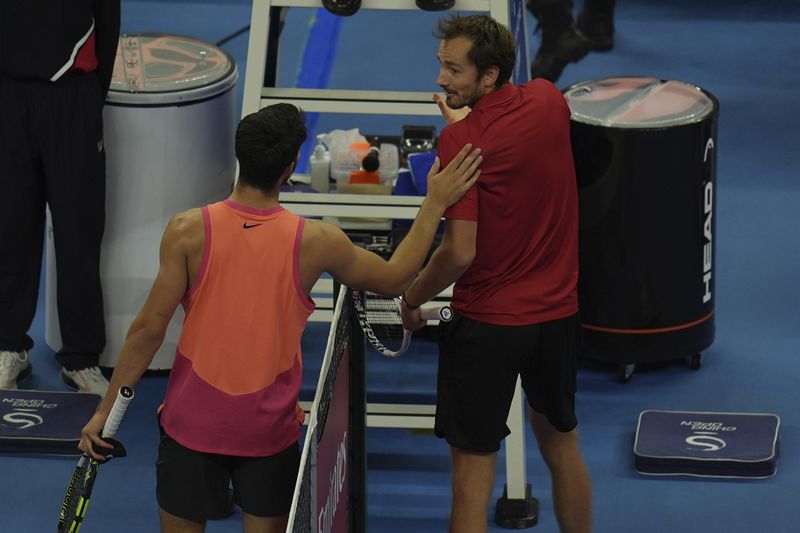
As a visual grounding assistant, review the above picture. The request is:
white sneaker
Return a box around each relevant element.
[0,350,32,389]
[61,366,109,397]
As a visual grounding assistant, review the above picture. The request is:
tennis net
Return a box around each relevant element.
[287,286,366,533]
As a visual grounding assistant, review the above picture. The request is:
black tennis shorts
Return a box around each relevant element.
[435,312,580,453]
[156,431,300,521]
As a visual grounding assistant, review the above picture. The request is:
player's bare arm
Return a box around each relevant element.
[79,210,202,460]
[300,144,481,296]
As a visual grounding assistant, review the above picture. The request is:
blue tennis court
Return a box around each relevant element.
[1,1,798,531]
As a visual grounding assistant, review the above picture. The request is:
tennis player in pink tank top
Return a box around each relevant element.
[77,103,481,532]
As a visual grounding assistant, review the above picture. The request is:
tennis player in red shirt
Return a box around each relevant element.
[401,14,591,533]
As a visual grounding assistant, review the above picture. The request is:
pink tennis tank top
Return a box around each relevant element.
[160,200,315,456]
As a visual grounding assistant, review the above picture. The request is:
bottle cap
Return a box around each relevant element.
[362,147,380,172]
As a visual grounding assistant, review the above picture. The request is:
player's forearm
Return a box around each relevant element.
[97,319,165,415]
[383,198,445,294]
[403,243,471,307]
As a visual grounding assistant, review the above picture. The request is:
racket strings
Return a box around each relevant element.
[364,294,404,340]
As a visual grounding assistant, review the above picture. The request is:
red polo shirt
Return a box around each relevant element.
[437,80,579,326]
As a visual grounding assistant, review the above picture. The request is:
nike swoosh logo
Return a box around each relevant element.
[243,222,263,229]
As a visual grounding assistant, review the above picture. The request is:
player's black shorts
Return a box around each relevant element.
[435,312,580,453]
[156,429,300,521]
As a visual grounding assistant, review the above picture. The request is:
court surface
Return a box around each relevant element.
[1,1,799,531]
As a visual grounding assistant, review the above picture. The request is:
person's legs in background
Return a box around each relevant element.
[527,0,589,82]
[527,0,617,83]
[576,0,616,51]
[0,76,43,389]
[42,73,109,396]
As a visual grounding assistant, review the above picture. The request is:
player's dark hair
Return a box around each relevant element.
[434,14,516,88]
[235,103,307,193]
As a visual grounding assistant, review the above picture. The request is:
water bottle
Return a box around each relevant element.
[309,135,330,193]
[378,143,399,184]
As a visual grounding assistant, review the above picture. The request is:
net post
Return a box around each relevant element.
[346,285,367,533]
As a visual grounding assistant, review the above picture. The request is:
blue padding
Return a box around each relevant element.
[296,9,342,174]
[393,169,418,196]
[408,151,437,195]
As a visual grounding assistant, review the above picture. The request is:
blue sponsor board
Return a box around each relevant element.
[0,389,100,455]
[634,410,780,478]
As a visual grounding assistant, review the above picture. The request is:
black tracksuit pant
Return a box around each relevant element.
[0,71,106,369]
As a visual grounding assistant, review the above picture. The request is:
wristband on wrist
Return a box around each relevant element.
[401,292,420,310]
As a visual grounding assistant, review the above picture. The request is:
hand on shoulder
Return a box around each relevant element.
[425,143,482,211]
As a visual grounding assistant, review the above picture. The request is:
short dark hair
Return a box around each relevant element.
[235,103,307,193]
[434,14,516,88]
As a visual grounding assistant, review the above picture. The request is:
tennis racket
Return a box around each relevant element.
[352,288,453,357]
[57,386,134,533]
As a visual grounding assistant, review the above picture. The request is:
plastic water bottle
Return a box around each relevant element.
[309,135,330,193]
[378,143,399,184]
[331,142,370,189]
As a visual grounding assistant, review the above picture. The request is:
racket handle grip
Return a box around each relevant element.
[102,386,135,439]
[420,305,453,322]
